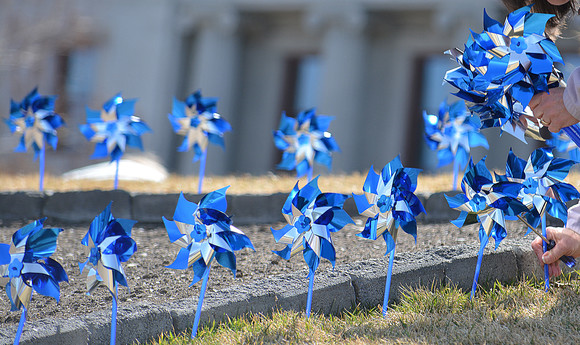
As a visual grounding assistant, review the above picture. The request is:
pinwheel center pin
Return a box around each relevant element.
[8,259,23,278]
[298,133,312,146]
[192,223,207,242]
[106,122,118,132]
[24,114,35,127]
[509,37,527,54]
[523,179,538,194]
[190,116,202,128]
[471,194,488,212]
[294,215,311,233]
[377,194,392,214]
[89,247,101,266]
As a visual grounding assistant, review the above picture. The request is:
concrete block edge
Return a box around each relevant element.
[0,239,538,344]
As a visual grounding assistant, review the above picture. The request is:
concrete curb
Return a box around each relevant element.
[1,190,572,226]
[1,238,549,345]
[0,191,434,225]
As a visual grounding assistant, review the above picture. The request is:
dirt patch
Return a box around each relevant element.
[0,219,532,326]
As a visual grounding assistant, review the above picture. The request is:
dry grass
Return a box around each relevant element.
[153,275,580,345]
[0,170,561,195]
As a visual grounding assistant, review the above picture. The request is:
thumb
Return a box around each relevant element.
[542,251,556,265]
[542,244,562,265]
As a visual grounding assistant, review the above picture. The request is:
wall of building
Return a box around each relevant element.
[1,0,578,178]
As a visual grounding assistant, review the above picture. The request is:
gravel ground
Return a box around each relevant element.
[0,219,533,326]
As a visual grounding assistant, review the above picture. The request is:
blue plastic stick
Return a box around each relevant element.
[563,125,580,148]
[198,149,207,194]
[192,264,211,339]
[114,159,119,190]
[306,272,315,318]
[13,305,27,345]
[39,141,45,192]
[542,213,549,292]
[471,235,489,299]
[452,157,460,191]
[383,247,396,316]
[111,284,118,345]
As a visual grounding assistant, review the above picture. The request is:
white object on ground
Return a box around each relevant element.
[62,155,168,182]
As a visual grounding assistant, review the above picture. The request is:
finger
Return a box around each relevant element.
[545,227,557,240]
[549,263,562,278]
[532,237,545,265]
[529,93,543,110]
[549,123,560,133]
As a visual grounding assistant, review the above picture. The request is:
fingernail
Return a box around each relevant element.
[542,255,548,264]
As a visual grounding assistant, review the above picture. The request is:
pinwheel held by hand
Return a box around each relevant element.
[444,5,566,144]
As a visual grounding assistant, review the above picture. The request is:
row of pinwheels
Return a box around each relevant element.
[1,154,425,343]
[4,88,339,193]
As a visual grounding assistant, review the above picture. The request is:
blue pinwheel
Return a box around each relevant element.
[79,202,137,345]
[0,218,68,344]
[162,188,254,338]
[547,131,580,162]
[4,87,64,191]
[496,148,579,290]
[79,93,151,189]
[271,176,353,318]
[445,157,528,298]
[353,156,426,315]
[168,90,232,193]
[423,99,489,189]
[444,5,580,146]
[273,109,340,181]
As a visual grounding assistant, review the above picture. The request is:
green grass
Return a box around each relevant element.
[149,274,580,345]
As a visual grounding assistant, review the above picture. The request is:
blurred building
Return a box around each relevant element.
[1,0,579,177]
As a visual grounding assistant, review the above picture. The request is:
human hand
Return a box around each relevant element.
[529,88,579,132]
[531,226,580,277]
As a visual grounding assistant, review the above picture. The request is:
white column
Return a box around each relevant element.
[306,2,367,173]
[176,4,240,176]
